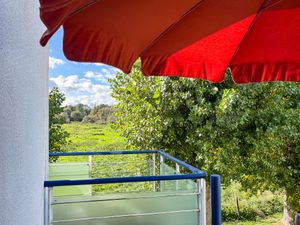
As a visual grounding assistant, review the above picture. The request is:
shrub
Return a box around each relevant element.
[82,115,97,123]
[222,182,283,222]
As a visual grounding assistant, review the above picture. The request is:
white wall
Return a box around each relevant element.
[0,1,48,225]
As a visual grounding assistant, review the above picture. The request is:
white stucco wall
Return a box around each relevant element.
[0,1,48,225]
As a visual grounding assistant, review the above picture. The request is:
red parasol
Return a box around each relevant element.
[40,0,300,83]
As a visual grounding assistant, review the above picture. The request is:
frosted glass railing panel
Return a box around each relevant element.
[49,163,91,196]
[160,163,197,192]
[52,190,198,225]
[53,211,197,225]
[49,163,89,179]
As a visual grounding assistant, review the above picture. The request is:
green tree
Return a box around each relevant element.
[217,82,300,223]
[58,111,70,123]
[110,64,164,150]
[87,104,116,124]
[70,110,84,121]
[49,87,69,162]
[110,65,300,224]
[111,66,231,224]
[75,103,90,116]
[111,64,232,171]
[63,106,72,116]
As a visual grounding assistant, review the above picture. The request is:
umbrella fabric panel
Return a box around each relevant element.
[230,0,300,83]
[141,0,263,82]
[41,0,200,73]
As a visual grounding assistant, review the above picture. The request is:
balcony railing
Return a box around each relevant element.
[44,150,221,225]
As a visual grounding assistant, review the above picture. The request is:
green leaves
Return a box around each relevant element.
[49,87,70,162]
[217,82,300,212]
[49,87,66,126]
[110,65,300,213]
[110,64,231,171]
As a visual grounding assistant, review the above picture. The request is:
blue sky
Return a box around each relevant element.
[49,28,119,106]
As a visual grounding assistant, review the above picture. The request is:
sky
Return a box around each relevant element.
[49,28,120,106]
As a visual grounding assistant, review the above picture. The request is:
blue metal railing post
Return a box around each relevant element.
[211,174,222,225]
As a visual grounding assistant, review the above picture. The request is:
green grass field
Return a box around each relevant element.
[58,122,153,193]
[62,122,127,152]
[223,213,282,225]
[56,122,128,162]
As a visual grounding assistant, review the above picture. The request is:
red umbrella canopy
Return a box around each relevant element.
[40,0,300,83]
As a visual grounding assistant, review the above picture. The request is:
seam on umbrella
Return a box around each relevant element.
[262,0,286,10]
[68,0,100,18]
[229,0,278,79]
[40,0,74,10]
[140,0,207,57]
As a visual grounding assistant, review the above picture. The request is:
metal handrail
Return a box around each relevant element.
[52,192,198,205]
[49,171,143,177]
[49,161,151,166]
[44,173,205,187]
[49,150,158,157]
[158,150,203,174]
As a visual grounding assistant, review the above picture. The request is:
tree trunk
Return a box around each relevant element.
[282,191,294,225]
[235,196,240,216]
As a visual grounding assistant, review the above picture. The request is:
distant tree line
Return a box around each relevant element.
[58,103,116,124]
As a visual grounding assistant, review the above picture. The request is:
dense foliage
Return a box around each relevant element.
[217,82,300,215]
[49,87,69,162]
[222,182,283,221]
[60,104,116,124]
[110,65,300,222]
[83,104,116,124]
[111,63,232,172]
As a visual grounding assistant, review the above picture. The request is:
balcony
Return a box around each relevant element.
[44,150,221,225]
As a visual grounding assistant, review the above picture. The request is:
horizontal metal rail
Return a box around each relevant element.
[158,151,203,174]
[44,173,205,187]
[52,188,157,198]
[49,150,158,157]
[49,160,152,166]
[50,171,143,177]
[52,192,198,205]
[49,173,91,177]
[49,162,89,166]
[52,209,199,223]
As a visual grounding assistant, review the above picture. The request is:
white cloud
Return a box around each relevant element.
[64,94,116,106]
[84,69,117,84]
[84,71,97,79]
[50,75,116,106]
[49,57,65,69]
